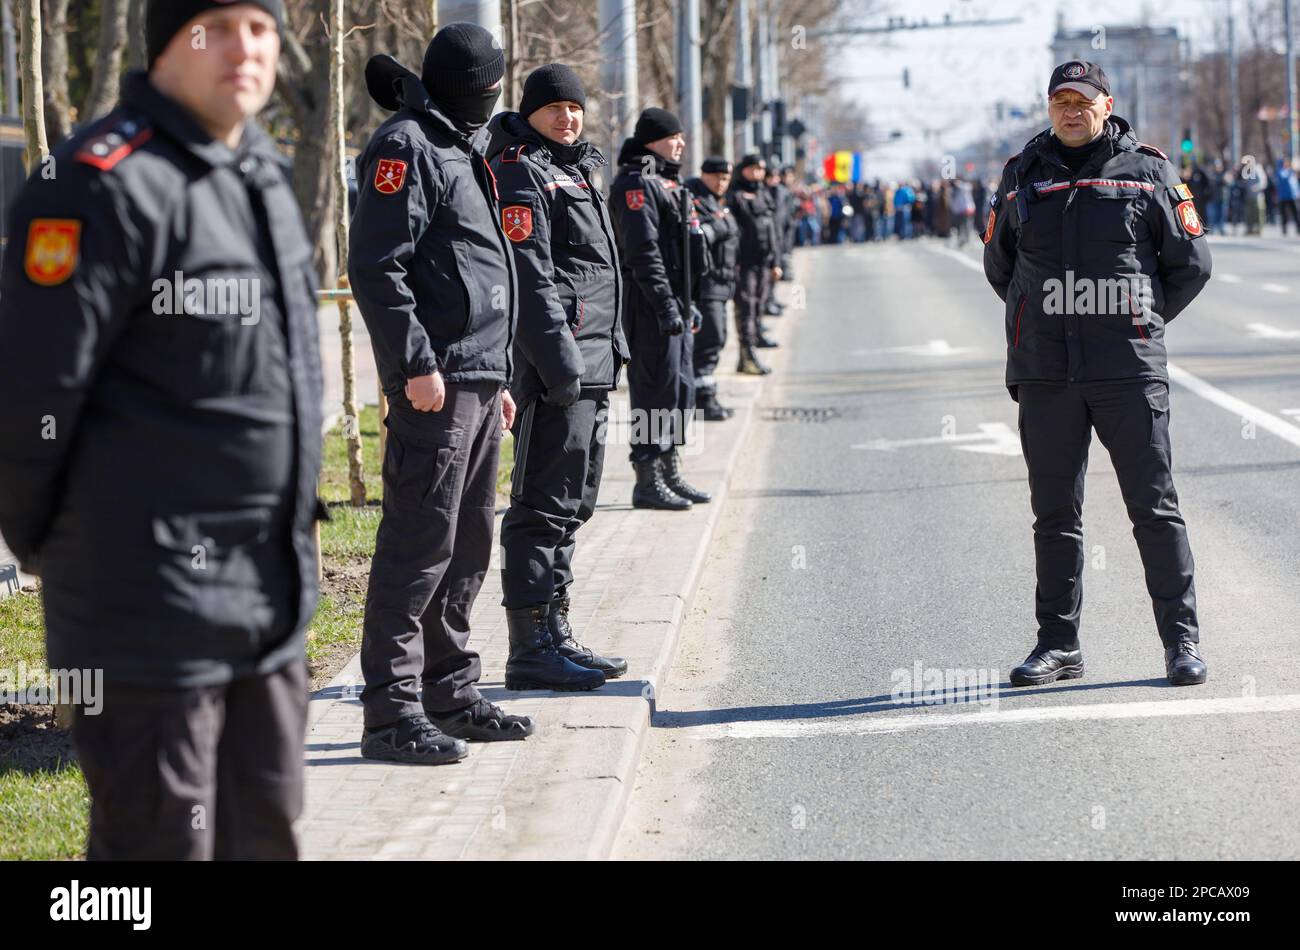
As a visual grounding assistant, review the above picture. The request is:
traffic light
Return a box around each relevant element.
[1181,127,1194,155]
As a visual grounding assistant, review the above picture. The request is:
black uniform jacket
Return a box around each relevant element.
[485,112,627,404]
[687,178,740,301]
[349,56,518,405]
[728,178,780,268]
[983,116,1212,394]
[0,72,324,687]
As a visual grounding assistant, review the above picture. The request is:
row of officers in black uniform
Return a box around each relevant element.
[0,5,802,860]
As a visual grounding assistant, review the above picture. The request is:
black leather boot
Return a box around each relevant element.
[550,589,628,679]
[696,388,733,421]
[503,605,605,692]
[756,332,780,348]
[361,714,469,765]
[1009,645,1085,686]
[660,450,711,504]
[632,459,692,510]
[1165,641,1207,686]
[737,345,771,376]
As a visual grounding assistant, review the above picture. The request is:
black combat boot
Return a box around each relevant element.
[696,388,734,421]
[737,345,771,376]
[632,458,692,510]
[550,589,628,679]
[1165,641,1207,686]
[660,450,711,504]
[503,605,605,692]
[1009,645,1085,686]
[361,714,469,765]
[755,333,780,349]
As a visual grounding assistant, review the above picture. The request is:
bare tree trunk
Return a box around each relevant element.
[19,0,47,171]
[82,0,129,121]
[40,0,70,145]
[330,0,366,507]
[125,0,147,72]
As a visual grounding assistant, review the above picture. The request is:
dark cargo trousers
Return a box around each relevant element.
[500,392,609,609]
[360,381,502,726]
[692,296,729,387]
[627,306,694,464]
[1017,380,1199,650]
[734,265,771,348]
[72,660,308,861]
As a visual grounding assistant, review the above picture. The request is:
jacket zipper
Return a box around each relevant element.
[1128,292,1148,340]
[1013,296,1026,347]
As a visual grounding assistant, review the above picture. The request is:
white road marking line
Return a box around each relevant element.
[1245,322,1300,340]
[852,422,1021,456]
[849,339,979,357]
[1167,362,1300,449]
[928,244,984,273]
[1262,283,1291,294]
[924,245,1300,452]
[1217,273,1243,283]
[681,693,1300,740]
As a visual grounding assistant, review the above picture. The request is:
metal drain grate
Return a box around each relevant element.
[760,406,840,422]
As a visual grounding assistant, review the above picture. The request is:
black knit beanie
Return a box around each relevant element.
[421,22,506,98]
[519,64,586,120]
[147,0,283,69]
[701,156,732,174]
[634,107,683,145]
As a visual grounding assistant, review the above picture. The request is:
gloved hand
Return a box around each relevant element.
[690,304,703,333]
[658,309,685,336]
[543,376,582,407]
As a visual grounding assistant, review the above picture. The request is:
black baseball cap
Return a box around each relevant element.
[1048,60,1110,98]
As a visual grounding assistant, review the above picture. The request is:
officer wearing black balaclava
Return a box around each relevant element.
[349,22,532,765]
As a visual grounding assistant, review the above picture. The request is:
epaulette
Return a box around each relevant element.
[75,118,154,172]
[1003,153,1021,167]
[501,143,527,164]
[1136,143,1169,161]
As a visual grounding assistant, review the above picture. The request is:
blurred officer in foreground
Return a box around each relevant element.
[686,156,740,421]
[486,64,628,689]
[983,61,1212,688]
[350,23,533,764]
[610,108,712,510]
[729,154,781,374]
[0,0,321,859]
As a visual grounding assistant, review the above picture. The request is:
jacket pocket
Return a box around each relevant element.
[152,507,275,628]
[565,191,597,246]
[1008,287,1027,348]
[1087,184,1143,243]
[452,241,484,338]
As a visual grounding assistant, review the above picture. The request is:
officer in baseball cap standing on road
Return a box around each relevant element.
[983,61,1213,688]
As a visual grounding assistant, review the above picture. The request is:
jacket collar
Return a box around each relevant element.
[485,112,605,170]
[120,71,278,170]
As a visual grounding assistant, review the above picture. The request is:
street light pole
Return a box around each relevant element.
[1286,0,1298,163]
[1228,0,1242,163]
[676,0,703,174]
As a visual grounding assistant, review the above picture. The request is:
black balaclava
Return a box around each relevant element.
[421,22,506,131]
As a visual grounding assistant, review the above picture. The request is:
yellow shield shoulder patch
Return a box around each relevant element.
[25,219,82,287]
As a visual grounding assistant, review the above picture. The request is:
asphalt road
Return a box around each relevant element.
[617,233,1300,860]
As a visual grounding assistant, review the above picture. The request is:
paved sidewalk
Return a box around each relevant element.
[296,286,796,860]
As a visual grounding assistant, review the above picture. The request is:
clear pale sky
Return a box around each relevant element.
[831,0,1228,178]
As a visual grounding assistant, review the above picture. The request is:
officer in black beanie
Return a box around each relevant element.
[609,108,713,509]
[485,64,630,690]
[687,156,741,420]
[350,23,536,763]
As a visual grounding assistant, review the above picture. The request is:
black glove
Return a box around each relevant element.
[658,309,685,336]
[543,376,582,407]
[690,304,703,333]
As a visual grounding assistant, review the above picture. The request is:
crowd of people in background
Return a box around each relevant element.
[791,156,1300,246]
[793,177,991,246]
